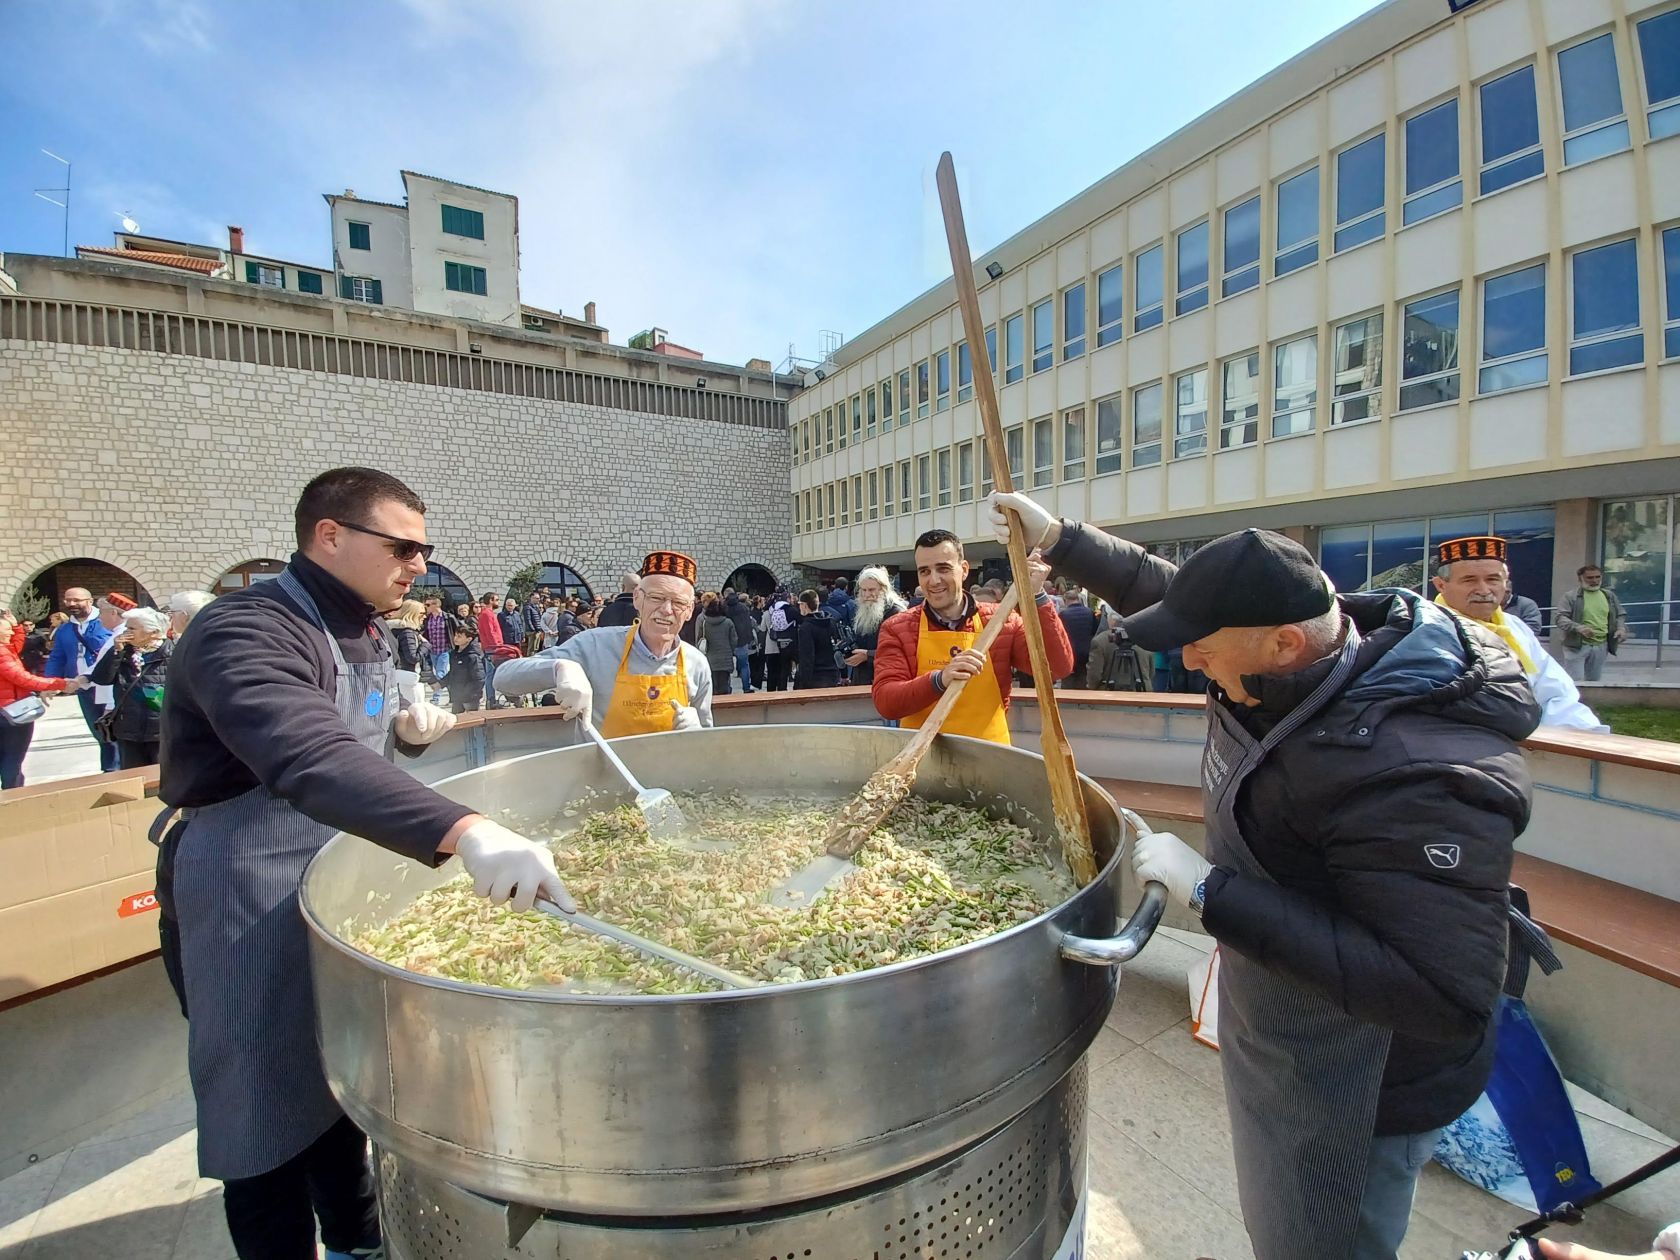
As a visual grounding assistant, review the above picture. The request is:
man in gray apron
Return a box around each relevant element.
[157,466,575,1260]
[989,492,1540,1260]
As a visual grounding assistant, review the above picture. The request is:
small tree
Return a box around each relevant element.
[9,581,50,623]
[505,561,545,605]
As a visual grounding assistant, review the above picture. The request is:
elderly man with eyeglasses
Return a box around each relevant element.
[493,549,712,735]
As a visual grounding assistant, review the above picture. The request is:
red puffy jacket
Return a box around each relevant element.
[871,596,1074,721]
[1,623,71,706]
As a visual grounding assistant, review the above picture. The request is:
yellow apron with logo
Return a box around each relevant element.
[902,606,1012,745]
[600,623,690,739]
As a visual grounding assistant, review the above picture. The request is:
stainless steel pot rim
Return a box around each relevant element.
[299,728,1128,1007]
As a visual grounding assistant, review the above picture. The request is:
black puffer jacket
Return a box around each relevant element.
[1048,521,1540,1136]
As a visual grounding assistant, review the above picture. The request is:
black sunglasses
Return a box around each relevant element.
[334,519,436,562]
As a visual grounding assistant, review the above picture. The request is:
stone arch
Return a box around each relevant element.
[721,562,777,597]
[12,553,159,616]
[530,560,595,603]
[414,560,472,611]
[211,558,288,596]
[189,539,295,594]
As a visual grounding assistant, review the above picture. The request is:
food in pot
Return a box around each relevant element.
[350,791,1076,994]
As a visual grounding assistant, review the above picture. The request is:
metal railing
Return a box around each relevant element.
[0,295,787,432]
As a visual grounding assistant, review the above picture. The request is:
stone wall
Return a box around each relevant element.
[0,342,793,604]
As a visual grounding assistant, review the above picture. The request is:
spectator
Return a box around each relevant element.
[825,576,856,627]
[699,596,739,696]
[1,608,87,789]
[90,607,173,769]
[542,598,581,649]
[389,600,426,675]
[168,590,215,639]
[1503,584,1543,636]
[599,573,639,628]
[453,600,474,626]
[19,615,57,674]
[476,593,505,710]
[1088,619,1150,691]
[795,589,843,689]
[1058,588,1097,685]
[723,589,757,694]
[1555,563,1627,683]
[44,585,119,771]
[846,566,905,686]
[522,591,546,655]
[762,588,796,691]
[422,597,453,702]
[445,625,486,715]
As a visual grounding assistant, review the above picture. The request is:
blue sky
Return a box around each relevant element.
[2,0,1379,367]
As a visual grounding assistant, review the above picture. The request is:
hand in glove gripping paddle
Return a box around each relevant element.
[986,490,1062,552]
[1131,830,1212,908]
[551,658,593,721]
[394,697,456,746]
[670,700,702,731]
[454,818,574,913]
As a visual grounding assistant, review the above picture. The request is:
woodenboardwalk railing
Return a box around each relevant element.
[0,295,788,431]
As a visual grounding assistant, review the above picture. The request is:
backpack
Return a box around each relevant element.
[769,601,796,651]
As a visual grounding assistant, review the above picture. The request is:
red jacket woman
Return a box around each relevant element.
[1,611,82,790]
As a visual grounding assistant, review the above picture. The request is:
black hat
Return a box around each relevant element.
[1124,528,1334,651]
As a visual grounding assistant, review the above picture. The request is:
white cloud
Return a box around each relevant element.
[93,0,215,55]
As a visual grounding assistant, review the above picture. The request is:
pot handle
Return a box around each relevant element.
[1060,807,1170,967]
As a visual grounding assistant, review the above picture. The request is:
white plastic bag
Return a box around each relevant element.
[1188,945,1220,1049]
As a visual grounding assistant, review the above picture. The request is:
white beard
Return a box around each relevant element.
[851,595,903,638]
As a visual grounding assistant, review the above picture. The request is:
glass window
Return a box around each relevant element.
[1220,352,1260,449]
[1600,497,1670,639]
[1400,289,1461,409]
[1370,519,1425,589]
[1132,382,1163,467]
[1096,265,1124,346]
[853,475,864,522]
[1135,245,1164,331]
[899,461,912,515]
[840,478,850,526]
[441,204,486,239]
[868,469,879,520]
[880,378,894,433]
[1032,417,1054,487]
[1320,524,1373,594]
[1272,334,1318,437]
[1006,426,1024,490]
[866,388,878,436]
[1664,226,1680,357]
[1174,370,1208,458]
[957,342,973,403]
[984,324,998,377]
[1222,197,1261,297]
[1062,407,1086,480]
[1275,166,1320,275]
[982,437,996,498]
[838,398,849,448]
[297,271,324,294]
[1495,506,1557,629]
[1638,8,1680,140]
[898,369,911,425]
[1480,263,1549,392]
[444,261,488,295]
[347,221,371,250]
[1332,314,1383,425]
[827,483,836,529]
[1404,99,1463,225]
[958,441,975,502]
[936,349,951,411]
[936,449,952,506]
[1176,221,1210,315]
[1031,300,1054,372]
[246,261,284,288]
[1063,283,1087,360]
[1558,33,1630,165]
[1570,237,1643,374]
[1479,65,1544,194]
[882,464,895,517]
[1004,313,1025,383]
[1095,395,1123,474]
[1335,133,1386,252]
[917,359,930,418]
[917,454,932,510]
[824,407,835,454]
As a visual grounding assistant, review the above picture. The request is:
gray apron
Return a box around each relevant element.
[173,568,398,1180]
[1203,630,1395,1260]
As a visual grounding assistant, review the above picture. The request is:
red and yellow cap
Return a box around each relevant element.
[104,591,138,611]
[640,551,697,586]
[1437,536,1506,566]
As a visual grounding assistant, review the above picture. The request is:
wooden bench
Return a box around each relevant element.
[1095,777,1680,989]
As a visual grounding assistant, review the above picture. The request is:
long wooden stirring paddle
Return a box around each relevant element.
[935,151,1098,886]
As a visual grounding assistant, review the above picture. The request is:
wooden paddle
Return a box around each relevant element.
[934,151,1098,886]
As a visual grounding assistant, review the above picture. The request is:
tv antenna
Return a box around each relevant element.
[33,149,71,258]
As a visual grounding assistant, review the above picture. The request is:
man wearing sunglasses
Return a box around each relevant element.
[156,465,573,1260]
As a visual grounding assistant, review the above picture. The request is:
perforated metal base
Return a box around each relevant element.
[379,1060,1087,1260]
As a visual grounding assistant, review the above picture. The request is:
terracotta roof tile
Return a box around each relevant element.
[78,245,222,275]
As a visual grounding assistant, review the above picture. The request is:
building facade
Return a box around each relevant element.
[788,0,1680,640]
[0,255,796,611]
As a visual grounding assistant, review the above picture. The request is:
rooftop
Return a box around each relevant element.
[73,246,222,276]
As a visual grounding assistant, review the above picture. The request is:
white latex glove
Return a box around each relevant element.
[986,490,1058,550]
[669,700,702,731]
[1027,549,1052,595]
[552,658,593,720]
[394,696,456,746]
[1131,830,1213,908]
[455,818,574,913]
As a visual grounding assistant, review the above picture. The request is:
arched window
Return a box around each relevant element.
[16,559,154,617]
[722,564,776,597]
[213,558,287,595]
[533,562,593,602]
[415,562,471,610]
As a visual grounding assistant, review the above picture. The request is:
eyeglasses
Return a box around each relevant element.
[333,519,436,562]
[641,594,695,613]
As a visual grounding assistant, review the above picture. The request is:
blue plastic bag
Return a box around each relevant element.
[1434,998,1600,1213]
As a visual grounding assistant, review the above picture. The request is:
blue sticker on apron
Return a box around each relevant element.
[365,691,385,717]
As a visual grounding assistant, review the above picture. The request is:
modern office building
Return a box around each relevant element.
[788,0,1680,639]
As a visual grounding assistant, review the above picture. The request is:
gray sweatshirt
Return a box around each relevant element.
[491,625,714,728]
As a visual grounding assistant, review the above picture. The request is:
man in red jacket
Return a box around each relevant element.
[475,592,506,710]
[872,529,1071,744]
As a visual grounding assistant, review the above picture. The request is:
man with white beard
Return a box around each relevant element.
[844,566,906,686]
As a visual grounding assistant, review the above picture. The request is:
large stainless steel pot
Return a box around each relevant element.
[301,724,1163,1217]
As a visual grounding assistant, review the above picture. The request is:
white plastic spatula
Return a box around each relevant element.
[577,716,688,841]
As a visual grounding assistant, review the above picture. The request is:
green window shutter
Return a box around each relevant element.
[445,261,458,291]
[245,261,260,283]
[475,267,487,296]
[348,221,370,250]
[441,204,485,239]
[339,274,354,299]
[369,278,383,305]
[298,271,323,295]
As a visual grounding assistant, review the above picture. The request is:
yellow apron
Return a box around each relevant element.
[902,606,1012,745]
[599,623,690,739]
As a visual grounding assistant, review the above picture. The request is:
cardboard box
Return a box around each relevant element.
[0,870,162,1002]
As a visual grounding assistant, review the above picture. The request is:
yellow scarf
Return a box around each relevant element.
[1434,594,1535,673]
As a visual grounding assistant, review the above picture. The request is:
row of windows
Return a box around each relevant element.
[792,7,1680,464]
[793,225,1680,515]
[346,203,487,252]
[337,260,492,305]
